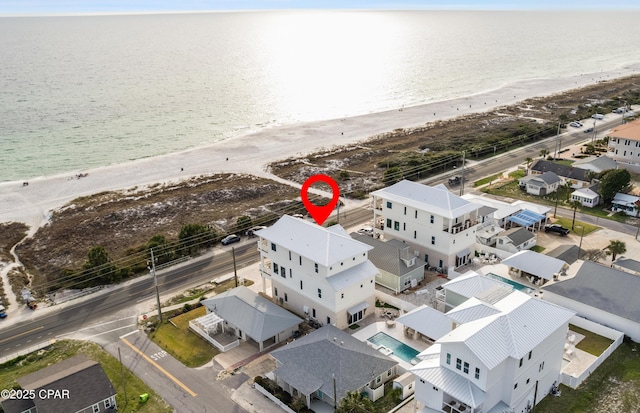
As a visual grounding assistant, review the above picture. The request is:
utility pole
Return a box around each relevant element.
[459,150,466,197]
[553,122,560,159]
[333,374,337,413]
[149,249,162,323]
[592,119,597,144]
[232,247,238,287]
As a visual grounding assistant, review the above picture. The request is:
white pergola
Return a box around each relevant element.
[192,312,224,335]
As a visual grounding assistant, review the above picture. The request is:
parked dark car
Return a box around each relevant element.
[221,234,241,245]
[583,127,594,133]
[544,224,570,236]
[448,176,462,186]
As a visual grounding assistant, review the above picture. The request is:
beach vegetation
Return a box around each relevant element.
[235,215,253,233]
[178,223,217,256]
[382,166,403,185]
[81,245,119,285]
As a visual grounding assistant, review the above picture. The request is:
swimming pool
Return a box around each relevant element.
[367,332,419,363]
[486,273,531,292]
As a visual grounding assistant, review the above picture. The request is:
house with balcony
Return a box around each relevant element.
[411,290,575,413]
[529,159,592,188]
[255,215,378,329]
[270,325,398,410]
[371,180,483,273]
[606,118,640,172]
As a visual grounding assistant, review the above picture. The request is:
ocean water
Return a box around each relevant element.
[1,10,640,181]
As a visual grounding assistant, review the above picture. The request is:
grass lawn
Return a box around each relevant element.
[530,245,546,253]
[0,340,172,413]
[474,173,502,187]
[148,306,219,368]
[569,324,615,356]
[535,340,640,413]
[551,218,599,236]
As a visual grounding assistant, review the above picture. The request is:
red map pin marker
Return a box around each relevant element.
[300,174,340,226]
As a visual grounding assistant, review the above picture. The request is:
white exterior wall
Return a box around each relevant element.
[608,137,640,166]
[375,266,424,293]
[543,291,640,342]
[415,376,443,409]
[259,239,376,330]
[373,198,478,269]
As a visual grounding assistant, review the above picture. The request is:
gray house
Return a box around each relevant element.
[530,159,592,188]
[270,325,398,409]
[494,227,536,253]
[351,233,425,293]
[1,355,116,413]
[519,171,561,196]
[542,260,640,342]
[197,286,302,352]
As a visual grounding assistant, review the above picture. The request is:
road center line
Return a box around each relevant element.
[0,326,44,344]
[120,337,197,397]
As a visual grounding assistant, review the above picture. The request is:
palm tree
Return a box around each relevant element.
[605,240,627,261]
[564,181,574,201]
[539,149,549,159]
[568,200,582,230]
[337,391,374,413]
[524,157,533,174]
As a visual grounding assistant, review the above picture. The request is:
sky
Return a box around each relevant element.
[1,0,639,15]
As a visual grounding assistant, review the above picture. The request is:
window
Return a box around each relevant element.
[289,251,291,260]
[376,376,381,383]
[327,316,331,324]
[456,358,462,370]
[299,256,302,265]
[271,243,277,251]
[386,218,392,228]
[415,210,418,218]
[93,404,100,413]
[273,263,279,274]
[341,293,344,299]
[274,287,278,296]
[314,263,318,273]
[528,350,532,360]
[539,361,545,372]
[105,398,112,408]
[446,353,451,365]
[519,358,523,367]
[284,293,288,302]
[430,215,434,223]
[388,369,392,376]
[514,383,518,390]
[394,221,400,230]
[300,280,303,290]
[281,266,286,278]
[526,378,530,384]
[318,288,322,298]
[475,367,480,379]
[431,236,435,245]
[404,206,407,215]
[463,362,469,374]
[387,201,392,209]
[289,268,292,278]
[403,222,406,230]
[413,230,417,239]
[312,308,316,318]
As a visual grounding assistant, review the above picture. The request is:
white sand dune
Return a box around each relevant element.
[1,65,639,231]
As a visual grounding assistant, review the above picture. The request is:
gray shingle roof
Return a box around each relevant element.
[500,227,535,246]
[613,257,640,273]
[545,244,580,265]
[14,355,115,413]
[542,260,640,321]
[531,159,591,182]
[201,286,302,341]
[271,325,397,400]
[351,233,425,276]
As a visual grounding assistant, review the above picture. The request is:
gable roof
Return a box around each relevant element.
[612,257,640,274]
[437,291,574,368]
[351,233,425,276]
[528,171,562,186]
[572,155,618,173]
[13,355,115,413]
[501,250,567,280]
[444,271,513,303]
[499,227,535,246]
[542,260,640,321]
[371,180,481,219]
[201,286,302,341]
[271,325,397,400]
[396,305,452,340]
[446,297,501,324]
[572,187,600,200]
[530,159,590,182]
[256,215,372,266]
[411,358,486,408]
[545,244,580,266]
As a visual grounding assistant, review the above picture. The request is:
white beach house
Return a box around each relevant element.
[606,118,640,172]
[371,180,483,272]
[411,290,575,413]
[255,215,378,329]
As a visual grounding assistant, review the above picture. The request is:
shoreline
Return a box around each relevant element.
[1,63,640,230]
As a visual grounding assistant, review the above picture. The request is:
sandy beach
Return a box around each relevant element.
[1,64,639,231]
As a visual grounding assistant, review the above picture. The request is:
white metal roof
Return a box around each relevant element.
[256,215,372,266]
[371,180,481,219]
[501,250,567,280]
[437,291,575,368]
[443,271,513,301]
[462,194,522,220]
[446,297,501,324]
[572,187,599,200]
[411,359,486,408]
[326,260,378,291]
[396,305,452,341]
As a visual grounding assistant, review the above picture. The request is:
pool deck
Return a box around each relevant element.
[352,320,433,371]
